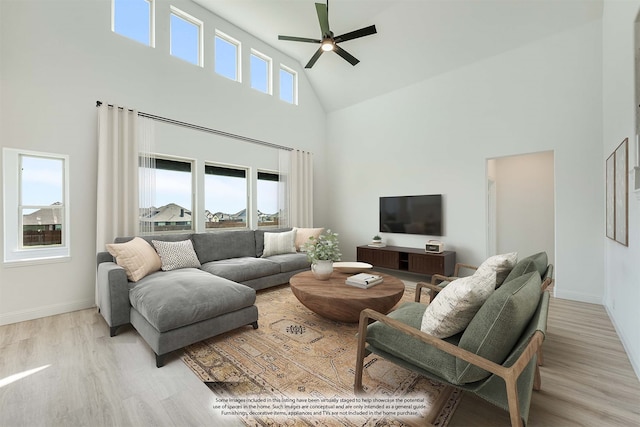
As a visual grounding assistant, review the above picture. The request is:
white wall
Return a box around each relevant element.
[327,20,603,304]
[0,0,327,325]
[494,151,555,266]
[602,0,640,378]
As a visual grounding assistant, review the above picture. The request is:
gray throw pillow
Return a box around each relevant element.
[152,239,201,271]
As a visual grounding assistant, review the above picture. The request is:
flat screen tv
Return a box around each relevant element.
[379,194,443,236]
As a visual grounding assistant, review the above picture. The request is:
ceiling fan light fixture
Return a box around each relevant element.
[321,39,334,52]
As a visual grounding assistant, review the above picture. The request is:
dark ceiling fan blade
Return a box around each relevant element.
[305,47,324,68]
[334,25,377,43]
[278,35,321,44]
[334,45,359,66]
[315,2,331,37]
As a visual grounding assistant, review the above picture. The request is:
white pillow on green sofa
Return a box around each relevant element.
[420,271,496,338]
[475,252,517,287]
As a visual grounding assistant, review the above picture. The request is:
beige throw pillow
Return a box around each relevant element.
[475,252,518,287]
[152,239,201,271]
[262,230,297,257]
[420,271,496,338]
[106,237,162,282]
[293,227,325,251]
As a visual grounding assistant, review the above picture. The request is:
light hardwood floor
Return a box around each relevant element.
[1,293,639,426]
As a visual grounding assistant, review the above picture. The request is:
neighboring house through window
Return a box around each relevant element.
[139,157,193,233]
[204,164,248,229]
[257,171,279,227]
[3,148,70,264]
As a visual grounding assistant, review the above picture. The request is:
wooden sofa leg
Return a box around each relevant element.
[354,315,370,394]
[251,321,259,329]
[537,346,544,366]
[534,365,542,391]
[506,379,524,427]
[109,326,118,337]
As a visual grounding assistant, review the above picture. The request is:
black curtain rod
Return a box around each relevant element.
[96,101,293,151]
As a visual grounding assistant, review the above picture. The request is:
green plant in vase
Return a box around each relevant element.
[303,229,341,280]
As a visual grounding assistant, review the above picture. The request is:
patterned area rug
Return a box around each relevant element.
[182,284,461,426]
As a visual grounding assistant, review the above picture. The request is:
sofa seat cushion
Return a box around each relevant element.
[503,252,548,284]
[263,253,310,273]
[200,257,281,282]
[129,268,256,333]
[456,271,542,384]
[366,302,462,384]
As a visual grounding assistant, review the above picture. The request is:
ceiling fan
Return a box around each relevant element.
[278,0,377,69]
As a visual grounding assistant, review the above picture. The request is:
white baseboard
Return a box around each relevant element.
[553,289,603,305]
[0,299,96,326]
[604,305,640,381]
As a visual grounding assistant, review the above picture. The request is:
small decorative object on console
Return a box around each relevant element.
[425,240,444,253]
[369,234,386,247]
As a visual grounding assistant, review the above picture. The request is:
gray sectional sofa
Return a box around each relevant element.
[96,228,310,367]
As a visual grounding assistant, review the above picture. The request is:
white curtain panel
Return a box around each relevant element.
[96,104,141,250]
[137,116,156,234]
[278,149,291,228]
[290,150,314,227]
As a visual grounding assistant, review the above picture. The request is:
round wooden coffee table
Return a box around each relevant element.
[289,270,405,323]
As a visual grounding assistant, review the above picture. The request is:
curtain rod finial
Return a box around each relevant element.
[96,101,102,107]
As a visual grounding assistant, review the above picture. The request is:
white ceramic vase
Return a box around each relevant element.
[311,260,333,280]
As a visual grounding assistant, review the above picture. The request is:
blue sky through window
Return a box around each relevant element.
[113,0,150,46]
[280,68,295,104]
[215,35,238,80]
[21,156,63,207]
[170,12,200,65]
[251,53,269,93]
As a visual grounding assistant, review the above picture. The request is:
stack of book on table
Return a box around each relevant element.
[345,273,384,289]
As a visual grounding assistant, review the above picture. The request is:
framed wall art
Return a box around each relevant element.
[614,138,628,246]
[606,152,615,240]
[606,138,628,246]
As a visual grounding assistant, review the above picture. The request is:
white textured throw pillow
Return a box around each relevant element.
[152,239,201,271]
[475,252,518,286]
[420,271,496,338]
[262,230,297,257]
[106,237,162,282]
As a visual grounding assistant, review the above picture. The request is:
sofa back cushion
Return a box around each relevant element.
[503,251,548,284]
[456,271,542,384]
[192,230,257,263]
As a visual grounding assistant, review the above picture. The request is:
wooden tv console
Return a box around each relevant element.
[357,245,456,277]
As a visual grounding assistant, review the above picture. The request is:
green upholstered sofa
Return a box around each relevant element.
[354,252,553,427]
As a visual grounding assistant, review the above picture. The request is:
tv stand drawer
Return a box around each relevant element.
[357,245,455,276]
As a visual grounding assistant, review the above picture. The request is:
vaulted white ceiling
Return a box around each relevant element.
[194,0,602,112]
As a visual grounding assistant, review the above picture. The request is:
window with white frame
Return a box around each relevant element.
[204,165,248,229]
[112,0,155,47]
[215,30,241,81]
[138,157,193,232]
[279,65,297,104]
[257,171,279,227]
[3,149,70,264]
[251,50,272,94]
[170,6,203,66]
